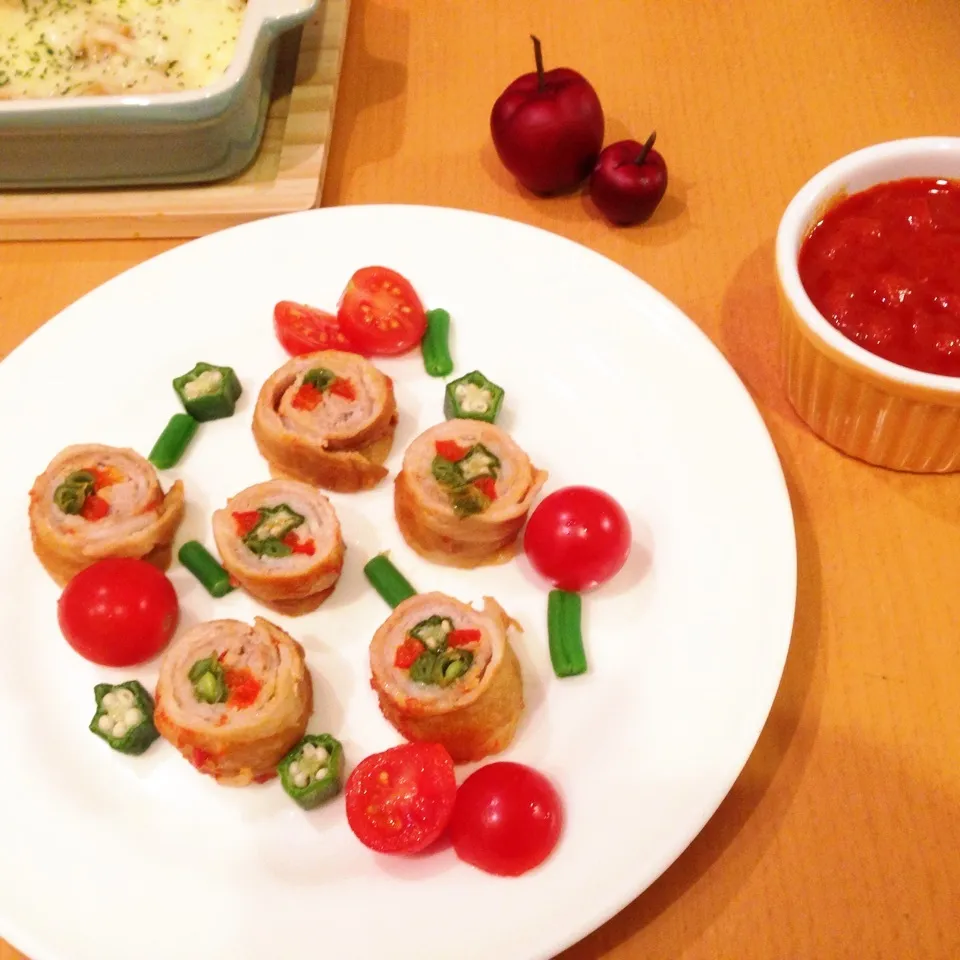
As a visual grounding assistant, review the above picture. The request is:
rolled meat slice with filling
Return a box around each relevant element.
[212,479,345,616]
[369,591,525,763]
[28,443,185,586]
[252,350,398,493]
[154,617,313,786]
[394,420,547,567]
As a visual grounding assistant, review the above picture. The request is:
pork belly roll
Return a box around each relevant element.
[252,350,398,493]
[394,420,547,567]
[369,591,524,763]
[29,443,185,586]
[154,617,313,786]
[212,479,345,615]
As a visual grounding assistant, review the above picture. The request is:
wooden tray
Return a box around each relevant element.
[0,0,350,242]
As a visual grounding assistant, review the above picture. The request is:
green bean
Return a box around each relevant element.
[148,413,199,469]
[363,553,417,608]
[178,541,235,598]
[421,308,454,378]
[547,589,588,678]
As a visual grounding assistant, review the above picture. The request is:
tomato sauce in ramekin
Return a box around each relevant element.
[798,176,960,376]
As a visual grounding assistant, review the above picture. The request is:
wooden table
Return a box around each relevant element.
[3,1,959,957]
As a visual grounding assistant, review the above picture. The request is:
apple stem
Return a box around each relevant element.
[635,131,657,165]
[530,34,545,92]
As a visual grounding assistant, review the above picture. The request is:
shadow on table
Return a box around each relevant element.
[321,0,409,203]
[476,114,689,239]
[722,242,960,526]
[557,242,826,959]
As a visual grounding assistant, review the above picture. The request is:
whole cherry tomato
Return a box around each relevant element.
[57,557,179,667]
[523,485,631,591]
[449,762,564,876]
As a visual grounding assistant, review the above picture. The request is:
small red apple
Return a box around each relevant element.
[490,35,605,195]
[589,132,668,226]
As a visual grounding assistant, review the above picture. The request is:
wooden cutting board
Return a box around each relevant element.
[0,0,350,242]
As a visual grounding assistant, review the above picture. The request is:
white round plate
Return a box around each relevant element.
[0,205,795,960]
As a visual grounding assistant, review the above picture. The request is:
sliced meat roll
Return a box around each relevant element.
[394,420,547,567]
[212,479,345,616]
[369,591,524,763]
[252,350,398,493]
[28,443,185,586]
[154,617,313,786]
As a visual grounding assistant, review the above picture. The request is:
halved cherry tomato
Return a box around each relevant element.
[449,762,564,876]
[57,557,179,667]
[336,266,428,356]
[523,485,632,592]
[273,300,356,356]
[345,742,456,854]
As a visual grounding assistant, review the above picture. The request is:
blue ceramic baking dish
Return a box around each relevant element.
[0,0,319,190]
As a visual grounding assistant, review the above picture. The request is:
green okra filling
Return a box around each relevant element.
[242,503,305,558]
[409,647,475,688]
[302,367,337,391]
[410,614,453,649]
[431,443,501,517]
[53,469,96,514]
[406,615,475,688]
[89,680,160,756]
[188,657,228,704]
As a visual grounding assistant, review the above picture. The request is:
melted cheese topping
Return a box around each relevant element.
[0,0,247,99]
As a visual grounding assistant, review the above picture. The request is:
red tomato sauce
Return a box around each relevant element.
[797,177,960,376]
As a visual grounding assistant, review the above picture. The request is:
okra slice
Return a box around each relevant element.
[172,362,243,422]
[89,680,160,755]
[278,734,345,810]
[443,370,505,423]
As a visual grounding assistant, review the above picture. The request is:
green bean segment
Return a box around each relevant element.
[422,308,454,377]
[547,589,588,678]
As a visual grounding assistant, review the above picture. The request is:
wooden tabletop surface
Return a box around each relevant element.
[3,1,960,958]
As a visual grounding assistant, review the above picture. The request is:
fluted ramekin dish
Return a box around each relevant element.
[0,0,318,190]
[776,136,960,473]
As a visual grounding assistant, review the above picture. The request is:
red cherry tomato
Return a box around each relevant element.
[449,762,564,876]
[523,485,631,591]
[273,300,356,355]
[336,266,427,356]
[57,557,180,667]
[345,742,456,854]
